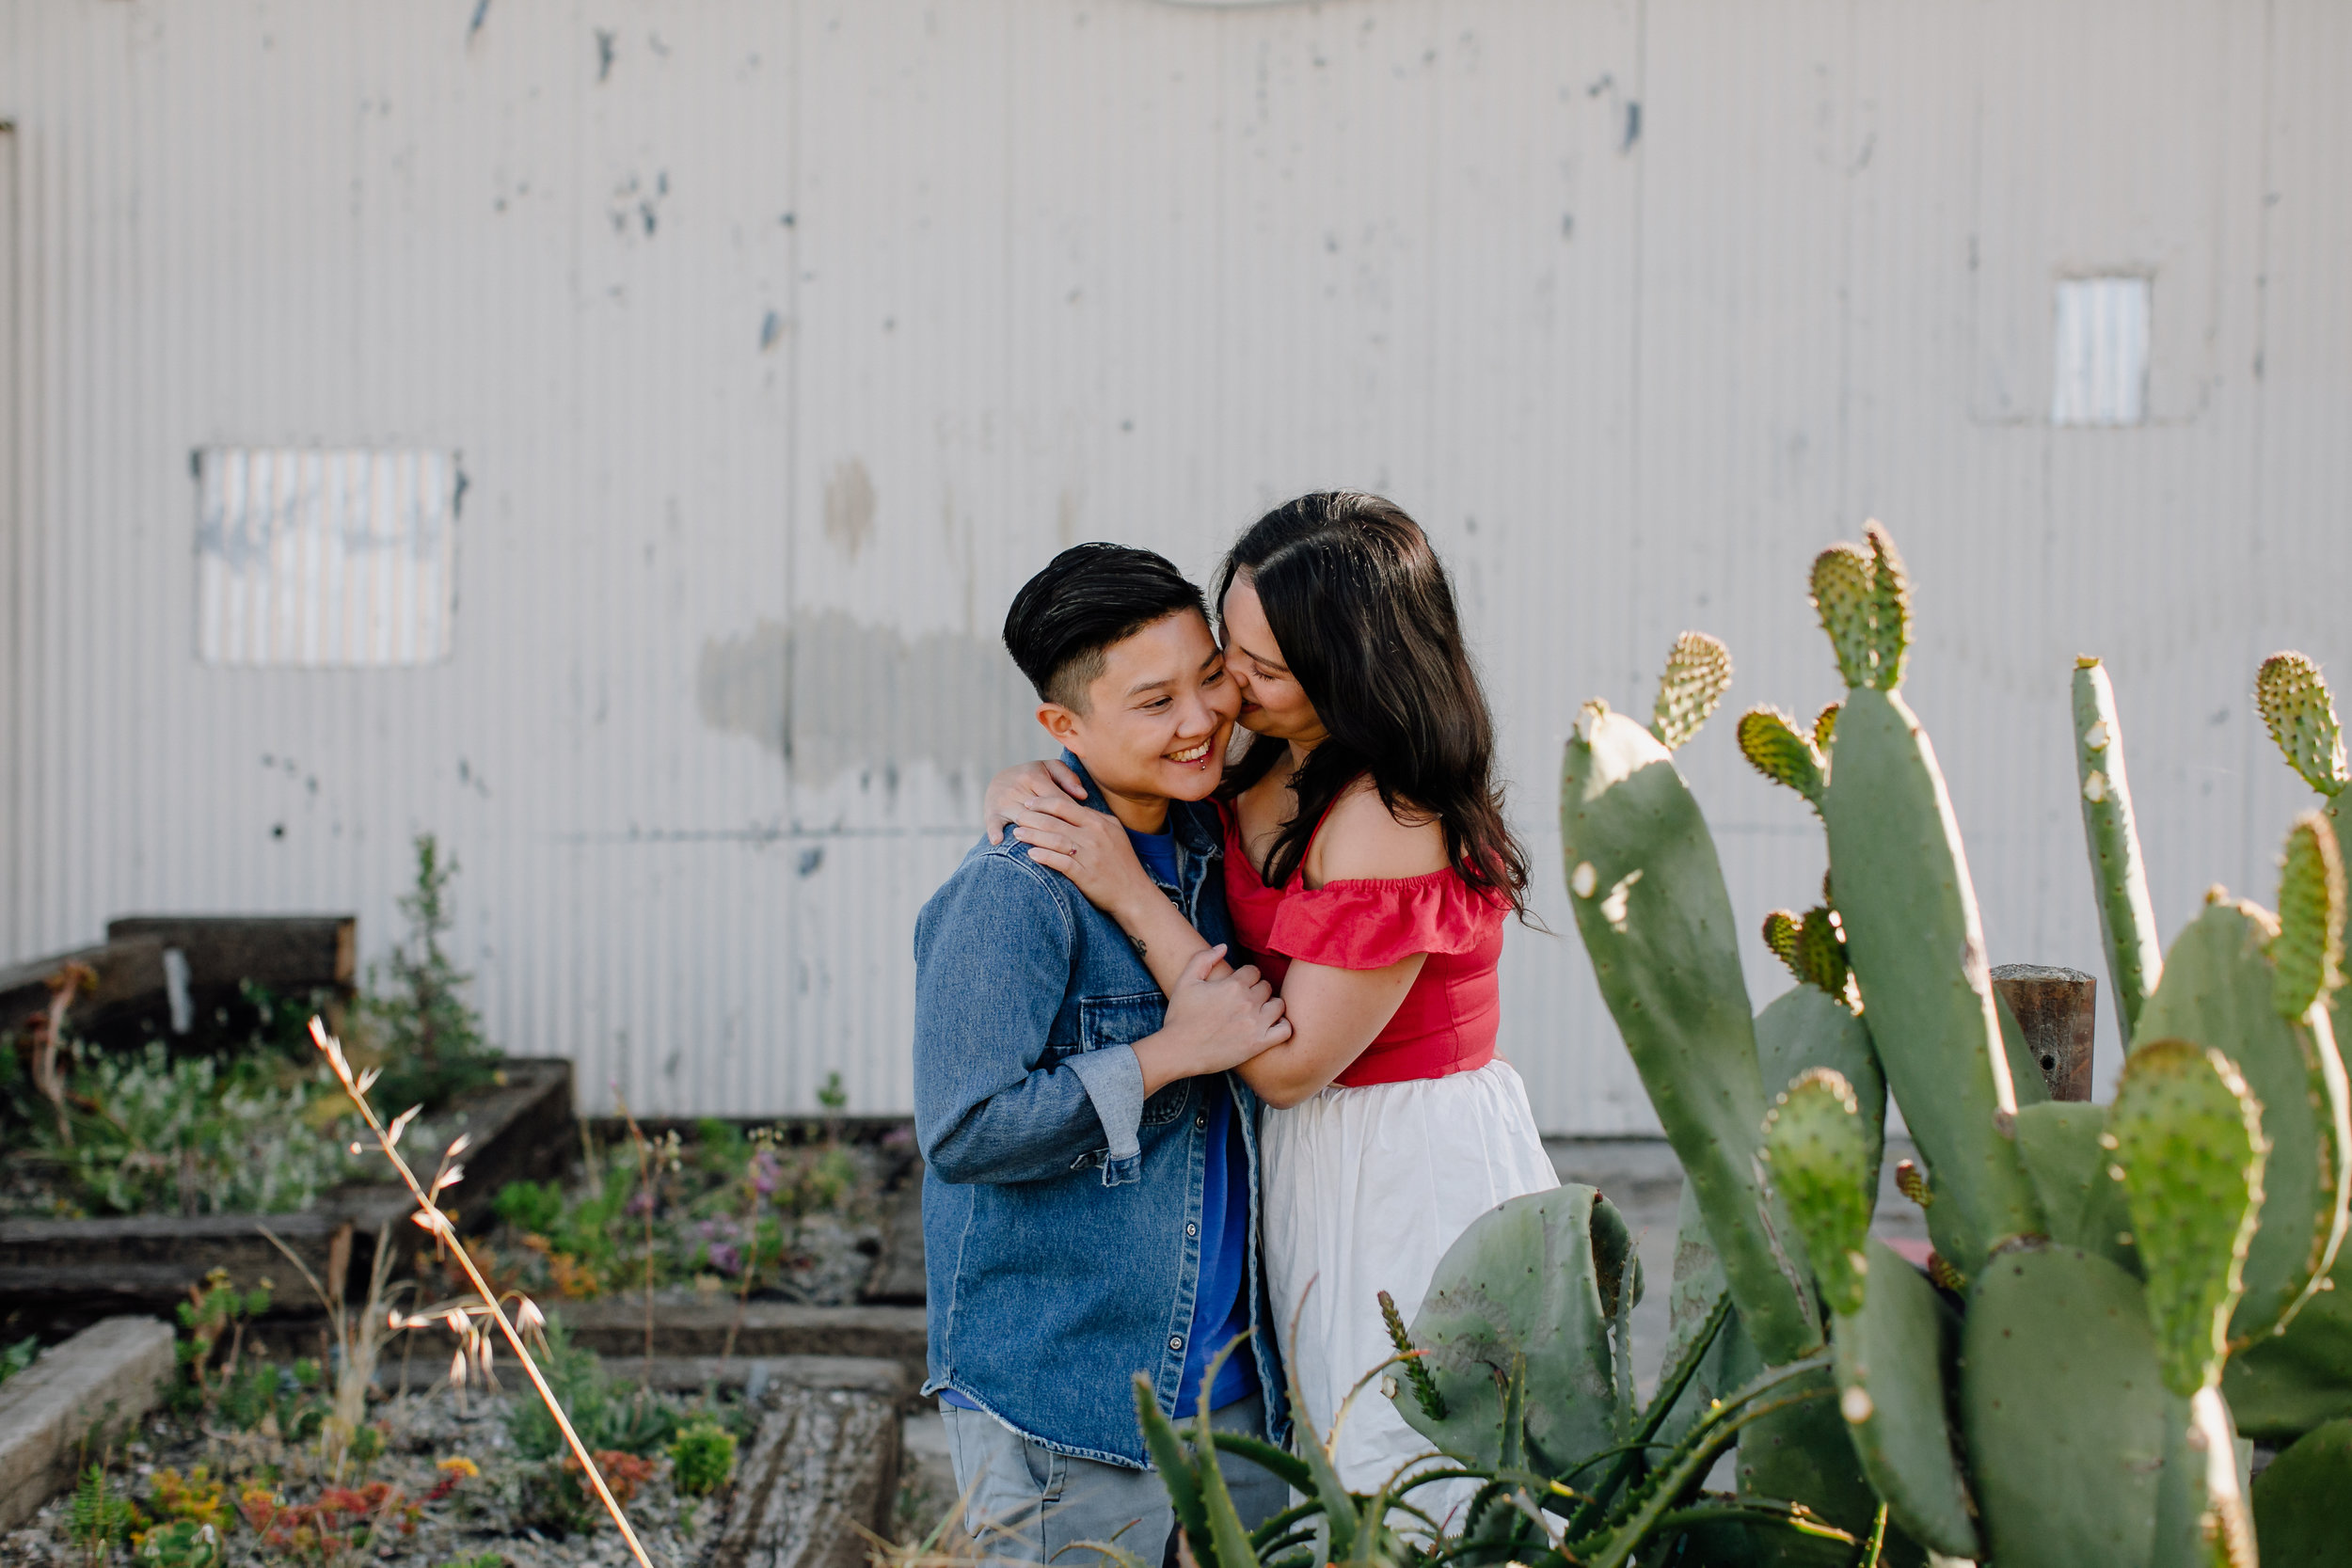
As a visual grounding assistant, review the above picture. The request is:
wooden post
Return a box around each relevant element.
[1992,964,2097,1102]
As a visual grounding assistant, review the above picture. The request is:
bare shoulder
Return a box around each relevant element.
[1307,778,1450,885]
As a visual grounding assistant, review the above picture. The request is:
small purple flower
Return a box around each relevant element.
[708,1243,740,1274]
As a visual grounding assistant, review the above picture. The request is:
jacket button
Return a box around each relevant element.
[1169,1335,1184,1352]
[1185,1222,1199,1238]
[1195,1113,1208,1129]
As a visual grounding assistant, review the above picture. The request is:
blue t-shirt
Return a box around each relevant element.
[943,822,1257,1416]
[1130,824,1257,1413]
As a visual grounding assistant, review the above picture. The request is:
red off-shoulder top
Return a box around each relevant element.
[1220,805,1507,1087]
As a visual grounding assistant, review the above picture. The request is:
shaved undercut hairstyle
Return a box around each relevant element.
[1003,543,1209,713]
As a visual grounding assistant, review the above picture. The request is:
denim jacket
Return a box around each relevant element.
[912,757,1288,1467]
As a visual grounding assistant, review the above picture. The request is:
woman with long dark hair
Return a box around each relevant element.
[984,493,1556,1498]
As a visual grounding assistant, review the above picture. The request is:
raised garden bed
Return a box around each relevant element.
[0,1058,574,1332]
[459,1115,919,1322]
[0,1323,911,1568]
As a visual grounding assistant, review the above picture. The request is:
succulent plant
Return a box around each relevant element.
[1737,706,1826,804]
[1650,631,1733,752]
[1806,524,2044,1279]
[1763,1068,1873,1318]
[2257,652,2349,800]
[1561,697,1820,1366]
[2104,1040,2267,1398]
[2074,657,2165,1040]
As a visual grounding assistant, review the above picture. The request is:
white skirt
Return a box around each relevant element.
[1261,1058,1559,1512]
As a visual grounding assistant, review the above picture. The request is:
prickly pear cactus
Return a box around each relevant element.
[1762,906,1851,1004]
[2257,652,2348,800]
[1764,1069,1873,1317]
[1963,1248,2182,1568]
[1806,520,2044,1276]
[1651,631,1733,752]
[2273,811,2345,1021]
[2251,1416,2352,1561]
[2074,657,2164,1040]
[1810,544,1879,689]
[2104,1039,2267,1398]
[1831,1238,1978,1560]
[2138,869,2352,1343]
[1738,706,1826,804]
[1562,698,1820,1364]
[1397,1184,1638,1475]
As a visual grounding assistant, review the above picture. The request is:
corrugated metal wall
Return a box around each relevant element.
[1,0,2345,1130]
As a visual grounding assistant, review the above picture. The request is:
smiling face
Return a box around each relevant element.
[1219,575,1327,748]
[1040,608,1239,829]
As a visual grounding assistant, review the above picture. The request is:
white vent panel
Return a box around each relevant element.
[195,448,458,667]
[2051,277,2151,427]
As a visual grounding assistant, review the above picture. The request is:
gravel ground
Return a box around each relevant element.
[2,1382,751,1567]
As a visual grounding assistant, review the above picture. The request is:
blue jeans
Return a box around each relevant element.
[942,1394,1287,1568]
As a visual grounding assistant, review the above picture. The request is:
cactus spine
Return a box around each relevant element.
[1809,523,2044,1275]
[2074,657,2164,1039]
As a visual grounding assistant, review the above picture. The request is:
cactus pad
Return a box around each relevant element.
[2250,1416,2352,1561]
[1810,545,1877,689]
[2256,652,2348,798]
[1651,631,1734,752]
[1759,906,1851,1004]
[1830,1238,1979,1558]
[1763,1068,1874,1316]
[1812,702,1841,749]
[1963,1248,2178,1568]
[1737,706,1825,802]
[1756,984,1886,1201]
[1564,704,1821,1363]
[1862,521,1912,689]
[2139,899,2352,1343]
[2273,811,2345,1021]
[2073,657,2164,1040]
[1819,687,2047,1275]
[1794,908,1851,1003]
[1400,1185,1636,1475]
[2105,1039,2266,1397]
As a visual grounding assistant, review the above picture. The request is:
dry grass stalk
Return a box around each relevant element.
[304,1015,656,1568]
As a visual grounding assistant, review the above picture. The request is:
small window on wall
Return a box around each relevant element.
[2050,277,2151,427]
[195,448,459,666]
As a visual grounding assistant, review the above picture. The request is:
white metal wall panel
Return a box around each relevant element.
[0,1,2346,1129]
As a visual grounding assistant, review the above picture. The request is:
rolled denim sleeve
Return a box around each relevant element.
[914,852,1132,1185]
[1064,1045,1145,1185]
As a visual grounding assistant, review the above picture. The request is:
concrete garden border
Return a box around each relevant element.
[0,1316,175,1530]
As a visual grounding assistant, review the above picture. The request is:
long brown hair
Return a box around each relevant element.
[1216,492,1531,918]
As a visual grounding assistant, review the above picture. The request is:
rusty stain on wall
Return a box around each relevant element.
[823,459,876,558]
[696,610,1037,788]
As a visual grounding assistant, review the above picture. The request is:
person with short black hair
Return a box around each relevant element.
[987,497,1560,1523]
[914,543,1293,1566]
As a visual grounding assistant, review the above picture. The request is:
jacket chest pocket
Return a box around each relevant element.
[1078,991,1191,1128]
